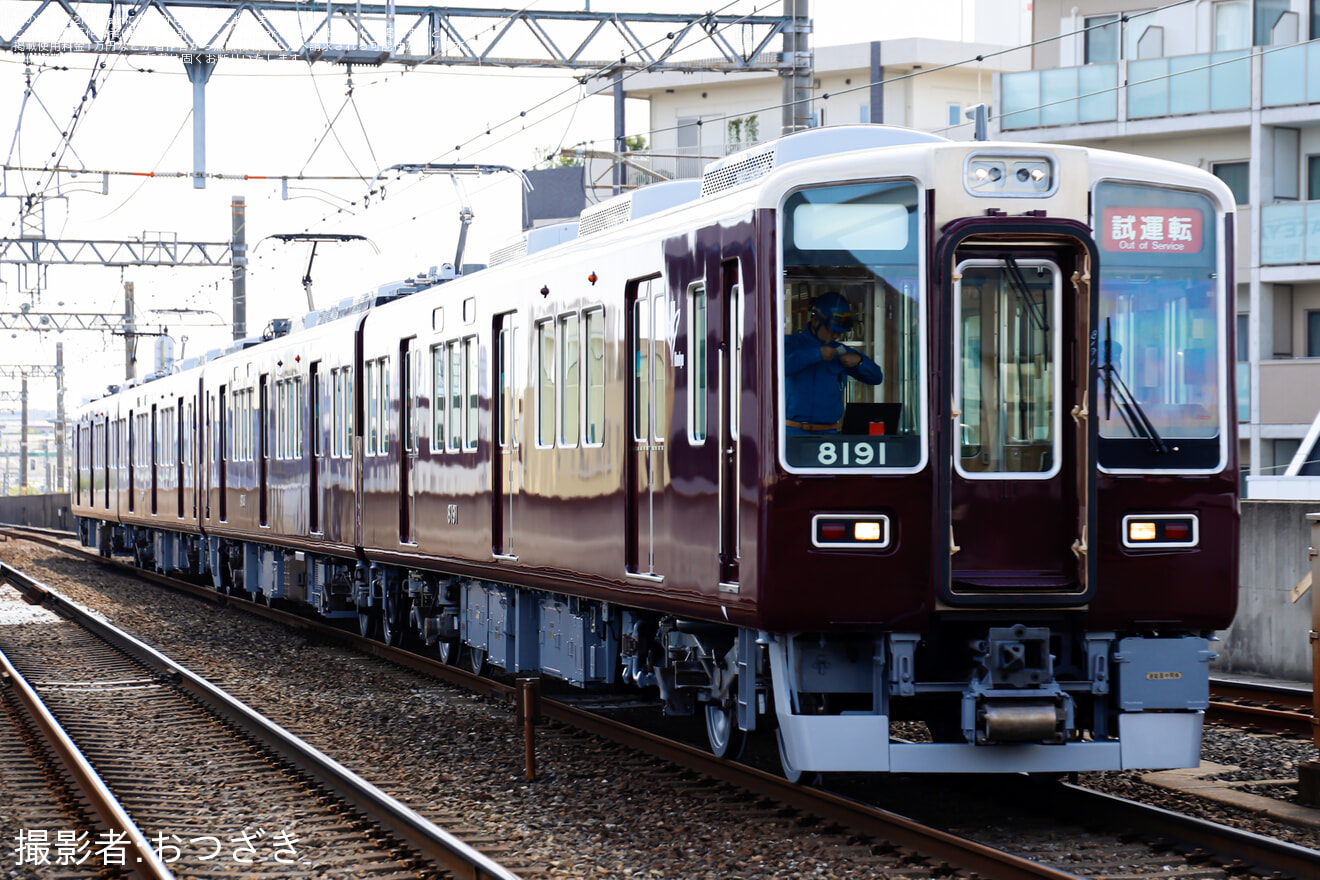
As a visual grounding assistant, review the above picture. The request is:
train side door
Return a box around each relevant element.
[150,404,159,516]
[309,362,321,535]
[259,374,269,527]
[493,312,519,559]
[217,387,227,521]
[945,244,1095,601]
[398,340,418,544]
[718,263,743,588]
[627,277,667,582]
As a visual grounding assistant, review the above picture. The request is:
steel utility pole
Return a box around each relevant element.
[782,0,813,134]
[124,281,137,382]
[233,197,247,340]
[19,374,28,492]
[55,342,65,493]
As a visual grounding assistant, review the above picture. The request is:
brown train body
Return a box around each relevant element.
[72,127,1239,775]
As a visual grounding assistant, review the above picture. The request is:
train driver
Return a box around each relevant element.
[784,291,884,435]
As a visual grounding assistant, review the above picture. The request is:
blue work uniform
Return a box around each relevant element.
[784,328,884,433]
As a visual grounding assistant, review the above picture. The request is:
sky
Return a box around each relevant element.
[0,1,990,411]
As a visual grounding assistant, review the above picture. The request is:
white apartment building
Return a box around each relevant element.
[993,0,1320,496]
[622,4,1034,179]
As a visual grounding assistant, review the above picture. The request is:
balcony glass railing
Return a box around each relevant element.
[1000,51,1250,130]
[1237,361,1250,423]
[1001,64,1117,129]
[1260,201,1320,264]
[1262,40,1320,106]
[1128,51,1251,118]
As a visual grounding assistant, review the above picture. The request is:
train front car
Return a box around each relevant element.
[754,140,1237,776]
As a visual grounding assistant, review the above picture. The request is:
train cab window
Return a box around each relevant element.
[536,320,554,448]
[688,284,708,443]
[585,308,605,446]
[559,313,580,446]
[780,180,923,472]
[1094,182,1223,471]
[955,260,1061,477]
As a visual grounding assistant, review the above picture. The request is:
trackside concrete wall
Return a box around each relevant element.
[1215,500,1315,681]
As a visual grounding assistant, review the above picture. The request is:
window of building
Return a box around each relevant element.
[1313,0,1320,40]
[1255,0,1291,44]
[1309,155,1320,201]
[1308,310,1320,357]
[947,104,962,127]
[1237,313,1249,362]
[1212,161,1249,205]
[1085,14,1121,63]
[1214,1,1251,50]
[1273,438,1301,473]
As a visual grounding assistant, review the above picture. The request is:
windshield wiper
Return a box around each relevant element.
[1002,255,1049,333]
[1101,317,1168,454]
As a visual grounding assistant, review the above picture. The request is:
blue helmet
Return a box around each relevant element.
[810,292,859,334]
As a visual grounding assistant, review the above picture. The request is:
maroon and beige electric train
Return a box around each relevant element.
[73,125,1238,777]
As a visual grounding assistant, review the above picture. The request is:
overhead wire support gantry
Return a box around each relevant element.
[1,2,796,74]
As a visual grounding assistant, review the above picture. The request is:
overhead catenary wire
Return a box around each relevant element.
[4,0,1250,332]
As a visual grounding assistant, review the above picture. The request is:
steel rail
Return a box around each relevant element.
[8,527,1319,876]
[0,648,176,880]
[1053,783,1320,879]
[0,557,524,880]
[1208,679,1315,737]
[0,528,1085,880]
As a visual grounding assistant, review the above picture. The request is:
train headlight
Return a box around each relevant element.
[1122,514,1199,549]
[964,153,1057,198]
[812,514,890,549]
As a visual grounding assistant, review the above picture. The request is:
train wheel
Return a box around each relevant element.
[465,646,487,676]
[357,608,377,640]
[380,586,405,648]
[436,639,461,665]
[776,729,809,785]
[704,695,747,760]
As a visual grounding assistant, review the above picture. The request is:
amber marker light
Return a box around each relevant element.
[854,521,883,542]
[1128,521,1158,542]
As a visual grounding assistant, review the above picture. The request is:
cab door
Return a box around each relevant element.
[946,245,1094,601]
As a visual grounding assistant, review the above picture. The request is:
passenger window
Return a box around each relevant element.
[448,341,462,451]
[366,361,378,455]
[689,283,707,443]
[585,308,605,446]
[464,337,478,451]
[559,313,580,446]
[435,343,451,453]
[536,320,554,447]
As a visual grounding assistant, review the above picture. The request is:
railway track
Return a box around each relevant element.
[4,526,1319,879]
[1209,677,1316,737]
[0,555,522,880]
